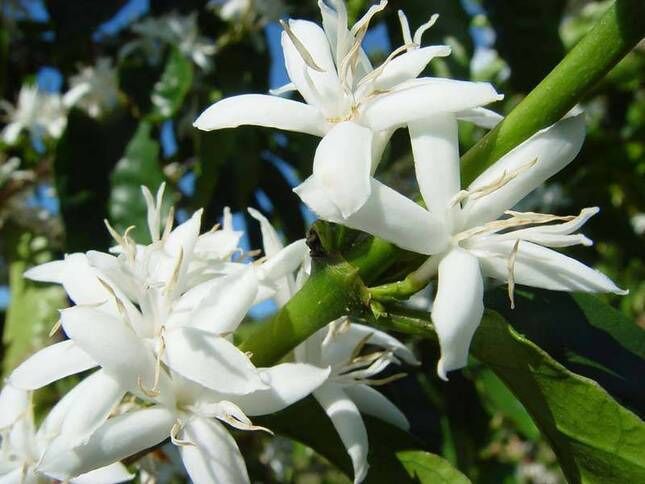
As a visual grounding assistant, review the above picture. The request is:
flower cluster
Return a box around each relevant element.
[1,1,627,483]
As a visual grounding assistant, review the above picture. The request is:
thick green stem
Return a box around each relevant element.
[240,1,644,366]
[461,0,645,186]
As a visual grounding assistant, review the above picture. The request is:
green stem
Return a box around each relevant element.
[239,2,644,366]
[460,0,645,186]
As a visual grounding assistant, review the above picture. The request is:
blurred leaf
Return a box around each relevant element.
[149,48,193,122]
[471,309,645,483]
[485,288,645,417]
[109,122,165,244]
[258,397,470,483]
[55,109,137,252]
[398,451,470,484]
[2,225,65,375]
[119,54,166,116]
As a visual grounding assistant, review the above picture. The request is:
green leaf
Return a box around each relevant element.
[2,225,66,375]
[109,122,165,244]
[398,451,470,484]
[149,47,193,122]
[257,397,470,483]
[485,288,645,416]
[471,310,645,484]
[55,109,137,252]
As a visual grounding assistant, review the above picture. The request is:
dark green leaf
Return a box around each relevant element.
[149,48,193,122]
[257,397,470,483]
[2,225,65,375]
[109,122,165,244]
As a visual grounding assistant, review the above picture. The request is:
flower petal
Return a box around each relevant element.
[60,306,157,393]
[361,78,502,131]
[193,94,328,136]
[164,327,267,395]
[456,107,503,129]
[372,46,451,92]
[229,363,330,416]
[432,248,484,380]
[247,208,284,257]
[39,407,175,480]
[344,384,409,431]
[9,340,97,390]
[314,385,369,483]
[470,239,627,294]
[175,267,258,334]
[23,260,65,283]
[180,417,250,484]
[312,121,373,217]
[69,463,133,484]
[257,239,307,282]
[0,384,29,430]
[409,114,460,217]
[296,176,449,255]
[462,114,586,226]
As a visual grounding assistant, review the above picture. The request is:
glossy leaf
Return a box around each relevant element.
[257,397,470,483]
[109,122,165,244]
[149,47,193,122]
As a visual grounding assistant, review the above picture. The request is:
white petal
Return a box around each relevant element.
[60,306,157,393]
[247,207,284,257]
[39,407,175,480]
[70,463,133,484]
[344,384,409,431]
[230,363,330,416]
[431,248,484,380]
[312,121,373,217]
[322,323,418,367]
[193,94,327,136]
[470,239,627,294]
[9,340,97,390]
[462,114,586,226]
[23,260,65,283]
[296,176,449,255]
[257,239,307,282]
[0,384,29,429]
[164,327,267,395]
[361,78,502,131]
[456,107,503,129]
[314,385,369,483]
[409,114,461,217]
[59,370,125,446]
[281,19,346,116]
[2,122,23,145]
[176,268,258,334]
[180,417,250,484]
[372,46,451,92]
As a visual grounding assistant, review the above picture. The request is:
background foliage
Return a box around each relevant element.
[0,0,643,482]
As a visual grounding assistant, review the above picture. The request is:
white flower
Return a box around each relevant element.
[194,1,502,218]
[64,58,120,118]
[121,13,216,70]
[37,362,329,483]
[1,84,67,145]
[0,382,132,484]
[250,208,417,484]
[308,113,627,379]
[210,0,285,24]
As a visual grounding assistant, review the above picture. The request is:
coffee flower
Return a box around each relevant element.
[0,383,132,483]
[0,84,67,145]
[194,0,502,218]
[64,58,120,118]
[309,113,626,379]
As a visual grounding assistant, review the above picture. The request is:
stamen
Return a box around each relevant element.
[280,20,324,72]
[507,240,520,310]
[137,327,166,398]
[96,277,130,324]
[209,223,221,233]
[164,248,184,296]
[162,206,175,241]
[349,332,373,363]
[360,372,407,386]
[170,421,195,447]
[49,319,62,337]
[413,14,439,46]
[397,10,413,46]
[350,0,387,37]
